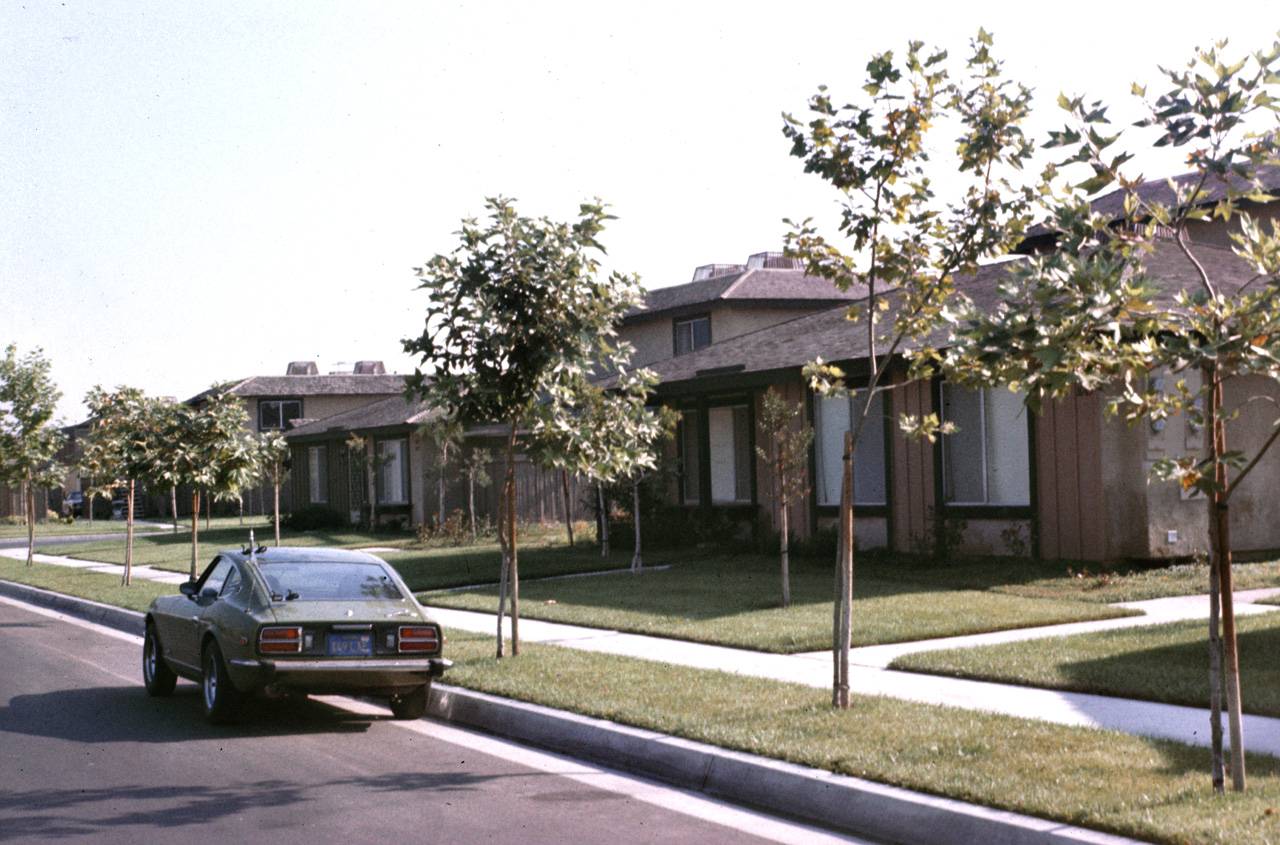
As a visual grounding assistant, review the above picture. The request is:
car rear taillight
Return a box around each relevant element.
[259,626,303,653]
[398,625,440,653]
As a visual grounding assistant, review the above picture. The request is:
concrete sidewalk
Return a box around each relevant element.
[8,542,1280,758]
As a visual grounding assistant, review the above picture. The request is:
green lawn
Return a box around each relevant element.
[42,517,411,574]
[0,519,152,538]
[420,553,1136,653]
[0,557,176,612]
[892,613,1280,717]
[443,629,1280,845]
[894,556,1280,604]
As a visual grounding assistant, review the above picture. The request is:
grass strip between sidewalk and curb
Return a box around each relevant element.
[891,614,1280,717]
[441,629,1280,845]
[5,560,1280,844]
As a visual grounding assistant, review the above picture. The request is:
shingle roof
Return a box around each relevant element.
[1020,165,1280,246]
[187,373,407,404]
[637,238,1261,392]
[285,394,438,439]
[622,268,866,324]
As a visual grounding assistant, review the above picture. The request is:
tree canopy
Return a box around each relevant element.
[0,344,65,566]
[403,196,645,657]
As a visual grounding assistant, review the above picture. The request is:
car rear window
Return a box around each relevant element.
[258,561,405,601]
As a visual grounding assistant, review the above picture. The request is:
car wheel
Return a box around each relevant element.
[202,641,241,725]
[142,623,177,697]
[389,683,429,720]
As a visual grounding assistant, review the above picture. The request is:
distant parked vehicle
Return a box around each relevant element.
[143,544,450,724]
[62,491,83,517]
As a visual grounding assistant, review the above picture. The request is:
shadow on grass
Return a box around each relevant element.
[1056,622,1280,717]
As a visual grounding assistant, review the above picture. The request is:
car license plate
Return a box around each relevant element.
[328,632,372,656]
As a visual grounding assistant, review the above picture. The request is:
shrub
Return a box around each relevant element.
[279,505,347,532]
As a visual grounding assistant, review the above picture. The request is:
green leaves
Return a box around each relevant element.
[0,344,65,492]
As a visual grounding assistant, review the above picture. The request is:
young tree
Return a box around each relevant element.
[419,416,462,528]
[345,434,391,531]
[940,38,1280,792]
[80,386,158,585]
[0,345,65,566]
[783,32,1039,708]
[153,390,259,579]
[531,369,672,571]
[257,431,290,546]
[461,447,492,543]
[755,388,815,607]
[403,196,644,658]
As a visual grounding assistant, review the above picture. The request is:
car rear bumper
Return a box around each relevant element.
[229,656,451,694]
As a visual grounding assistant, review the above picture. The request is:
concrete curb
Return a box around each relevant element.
[429,685,1138,845]
[0,578,146,635]
[1,578,1143,845]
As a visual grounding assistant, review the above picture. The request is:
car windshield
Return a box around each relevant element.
[257,561,405,602]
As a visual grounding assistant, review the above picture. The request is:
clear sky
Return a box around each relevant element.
[3,2,1277,422]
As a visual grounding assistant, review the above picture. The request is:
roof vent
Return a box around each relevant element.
[286,361,319,376]
[746,252,803,270]
[691,263,746,282]
[353,360,386,375]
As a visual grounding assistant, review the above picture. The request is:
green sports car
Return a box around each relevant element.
[143,544,450,724]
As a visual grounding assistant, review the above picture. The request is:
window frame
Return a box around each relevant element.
[307,445,329,504]
[259,398,303,431]
[375,438,410,505]
[676,397,755,507]
[813,388,889,508]
[672,314,711,356]
[938,382,1033,512]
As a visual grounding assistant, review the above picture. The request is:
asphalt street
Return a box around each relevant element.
[0,598,874,845]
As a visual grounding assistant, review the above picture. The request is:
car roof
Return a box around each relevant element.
[215,546,389,566]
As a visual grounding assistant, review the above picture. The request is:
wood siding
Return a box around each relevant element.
[890,379,935,552]
[1035,392,1106,561]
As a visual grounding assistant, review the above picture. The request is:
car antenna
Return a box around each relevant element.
[245,530,257,561]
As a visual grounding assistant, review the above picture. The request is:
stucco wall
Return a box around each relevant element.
[1223,374,1280,554]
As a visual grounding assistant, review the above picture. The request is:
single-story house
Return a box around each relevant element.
[631,173,1280,562]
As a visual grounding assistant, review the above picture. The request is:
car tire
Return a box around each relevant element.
[142,623,177,697]
[389,682,429,720]
[202,641,242,725]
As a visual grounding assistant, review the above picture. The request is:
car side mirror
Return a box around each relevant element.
[199,587,220,602]
[180,582,197,599]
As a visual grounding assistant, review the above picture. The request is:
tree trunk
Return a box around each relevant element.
[273,483,281,546]
[123,478,134,586]
[438,441,448,527]
[562,470,574,546]
[508,425,519,656]
[24,470,34,566]
[833,431,853,709]
[780,485,791,608]
[204,491,210,531]
[171,487,177,534]
[468,472,477,543]
[630,478,642,572]
[1208,531,1225,791]
[1210,365,1246,791]
[189,489,202,580]
[598,484,609,558]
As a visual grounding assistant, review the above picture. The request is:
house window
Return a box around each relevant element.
[674,316,711,356]
[307,446,328,504]
[709,405,751,503]
[376,439,409,504]
[941,385,1030,506]
[259,399,302,431]
[679,404,752,504]
[814,390,887,506]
